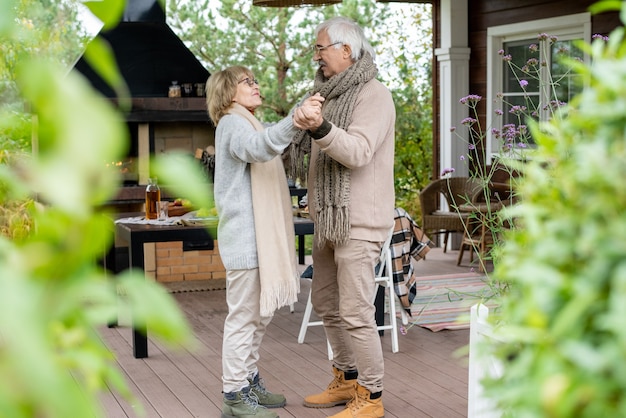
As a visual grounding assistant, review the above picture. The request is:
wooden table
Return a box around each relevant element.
[107,219,214,358]
[293,216,314,264]
[108,214,313,358]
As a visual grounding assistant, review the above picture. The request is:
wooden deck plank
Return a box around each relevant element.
[98,248,472,417]
[98,327,172,418]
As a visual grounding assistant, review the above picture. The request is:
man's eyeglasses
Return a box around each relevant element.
[238,78,259,87]
[313,42,342,54]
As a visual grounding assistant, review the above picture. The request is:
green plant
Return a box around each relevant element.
[449,26,597,275]
[0,0,213,416]
[482,2,626,415]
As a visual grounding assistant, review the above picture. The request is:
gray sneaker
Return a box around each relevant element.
[249,373,287,408]
[221,386,279,418]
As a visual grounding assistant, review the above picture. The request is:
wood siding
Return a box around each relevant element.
[467,1,620,163]
[429,0,620,175]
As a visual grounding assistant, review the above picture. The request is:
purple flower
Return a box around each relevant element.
[450,126,456,132]
[468,143,476,151]
[509,105,527,115]
[441,167,455,177]
[459,94,482,105]
[528,43,539,52]
[519,80,529,88]
[526,58,539,67]
[461,117,477,126]
[495,109,503,116]
[460,155,465,161]
[400,326,407,336]
[592,34,609,42]
[556,45,569,55]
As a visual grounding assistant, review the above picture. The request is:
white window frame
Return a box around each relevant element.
[485,13,591,163]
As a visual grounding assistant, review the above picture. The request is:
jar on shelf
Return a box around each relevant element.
[168,81,181,98]
[195,82,205,97]
[145,178,161,220]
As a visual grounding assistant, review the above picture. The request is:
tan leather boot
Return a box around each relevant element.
[329,383,384,418]
[303,366,358,408]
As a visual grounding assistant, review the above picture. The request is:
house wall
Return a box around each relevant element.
[465,0,620,166]
[431,0,441,180]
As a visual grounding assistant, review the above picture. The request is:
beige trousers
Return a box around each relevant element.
[311,238,385,393]
[222,268,272,393]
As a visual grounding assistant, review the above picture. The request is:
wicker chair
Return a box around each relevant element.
[457,181,518,269]
[419,177,482,252]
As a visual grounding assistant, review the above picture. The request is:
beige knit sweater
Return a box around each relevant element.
[308,78,396,244]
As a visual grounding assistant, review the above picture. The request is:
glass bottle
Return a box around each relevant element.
[145,177,161,220]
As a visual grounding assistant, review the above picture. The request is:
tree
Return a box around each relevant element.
[1,0,94,238]
[0,0,89,108]
[377,5,433,217]
[168,0,433,215]
[168,0,389,120]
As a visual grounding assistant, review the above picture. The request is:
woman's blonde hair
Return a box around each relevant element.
[205,66,253,124]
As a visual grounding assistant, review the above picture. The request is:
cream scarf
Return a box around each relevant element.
[226,104,299,317]
[289,53,378,247]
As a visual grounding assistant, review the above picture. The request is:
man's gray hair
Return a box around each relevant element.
[315,16,376,62]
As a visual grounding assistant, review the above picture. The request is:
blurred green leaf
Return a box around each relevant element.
[117,271,196,347]
[83,0,125,31]
[152,151,214,212]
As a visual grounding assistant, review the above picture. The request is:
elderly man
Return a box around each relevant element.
[292,16,395,418]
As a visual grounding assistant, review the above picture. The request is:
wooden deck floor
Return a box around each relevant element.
[98,247,479,418]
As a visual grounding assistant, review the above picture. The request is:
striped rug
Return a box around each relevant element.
[408,272,494,332]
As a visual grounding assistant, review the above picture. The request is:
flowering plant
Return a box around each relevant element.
[445,31,609,274]
[401,31,611,335]
[482,8,626,414]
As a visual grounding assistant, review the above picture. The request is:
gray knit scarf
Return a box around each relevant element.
[290,52,377,247]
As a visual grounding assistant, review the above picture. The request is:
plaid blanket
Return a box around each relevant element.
[390,207,432,312]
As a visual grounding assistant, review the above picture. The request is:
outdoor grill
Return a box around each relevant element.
[73,0,214,208]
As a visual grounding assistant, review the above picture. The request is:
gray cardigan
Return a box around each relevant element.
[214,113,297,270]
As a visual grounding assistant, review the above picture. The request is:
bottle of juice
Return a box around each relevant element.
[145,177,161,220]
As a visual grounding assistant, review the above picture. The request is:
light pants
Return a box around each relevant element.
[222,268,272,394]
[311,238,384,393]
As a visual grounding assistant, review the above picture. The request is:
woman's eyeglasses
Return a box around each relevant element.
[238,78,259,87]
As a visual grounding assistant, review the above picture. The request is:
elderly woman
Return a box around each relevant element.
[205,66,322,418]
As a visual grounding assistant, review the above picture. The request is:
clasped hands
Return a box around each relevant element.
[293,93,325,131]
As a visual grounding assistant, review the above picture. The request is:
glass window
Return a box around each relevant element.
[501,38,583,130]
[486,13,590,158]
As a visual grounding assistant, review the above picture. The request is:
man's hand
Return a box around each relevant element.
[294,93,325,131]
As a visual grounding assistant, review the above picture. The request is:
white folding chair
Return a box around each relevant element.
[374,229,410,353]
[298,228,409,356]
